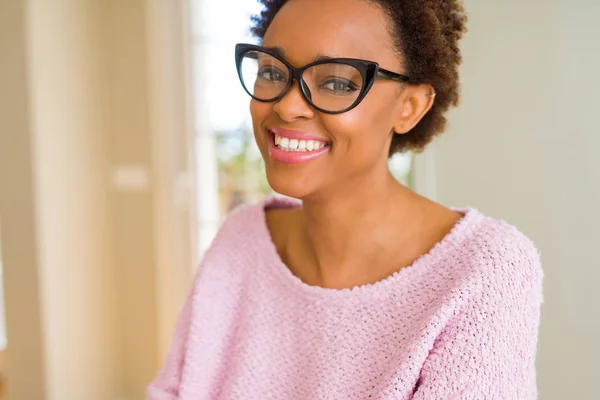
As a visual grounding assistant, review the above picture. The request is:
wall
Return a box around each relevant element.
[0,1,47,398]
[425,0,600,398]
[26,0,117,396]
[145,0,197,363]
[104,1,159,395]
[0,0,193,399]
[106,0,194,395]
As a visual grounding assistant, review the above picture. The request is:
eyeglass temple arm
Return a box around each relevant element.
[376,67,411,83]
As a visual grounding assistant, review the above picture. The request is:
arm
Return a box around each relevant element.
[146,280,196,400]
[412,238,543,400]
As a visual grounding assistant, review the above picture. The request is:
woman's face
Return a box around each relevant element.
[250,0,427,200]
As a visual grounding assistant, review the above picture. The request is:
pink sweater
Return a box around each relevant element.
[147,196,543,400]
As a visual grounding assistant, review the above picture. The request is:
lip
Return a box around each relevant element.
[266,129,331,165]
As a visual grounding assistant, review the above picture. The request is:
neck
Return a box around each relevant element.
[297,170,420,286]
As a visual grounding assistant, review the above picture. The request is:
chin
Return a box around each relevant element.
[264,166,317,200]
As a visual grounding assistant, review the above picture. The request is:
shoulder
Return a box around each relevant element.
[203,199,266,258]
[202,195,301,260]
[460,210,543,301]
[472,213,541,270]
[191,199,270,287]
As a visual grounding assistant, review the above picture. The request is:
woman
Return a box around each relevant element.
[148,0,543,399]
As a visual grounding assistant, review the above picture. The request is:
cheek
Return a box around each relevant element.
[250,100,272,145]
[249,99,270,125]
[323,100,394,155]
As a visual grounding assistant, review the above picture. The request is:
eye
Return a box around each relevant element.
[257,66,287,82]
[320,77,360,94]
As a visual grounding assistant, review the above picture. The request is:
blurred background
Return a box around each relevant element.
[0,0,598,399]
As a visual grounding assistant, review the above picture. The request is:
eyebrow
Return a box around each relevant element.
[262,46,336,63]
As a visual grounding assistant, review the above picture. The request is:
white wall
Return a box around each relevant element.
[146,0,197,366]
[25,0,117,398]
[426,1,600,398]
[0,0,193,399]
[0,1,47,398]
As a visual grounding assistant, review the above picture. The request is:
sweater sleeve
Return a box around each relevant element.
[145,203,253,399]
[412,229,544,400]
[146,275,196,400]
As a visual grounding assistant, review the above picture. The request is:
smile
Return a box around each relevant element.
[274,134,328,152]
[267,129,331,164]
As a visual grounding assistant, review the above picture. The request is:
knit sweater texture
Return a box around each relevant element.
[147,196,543,400]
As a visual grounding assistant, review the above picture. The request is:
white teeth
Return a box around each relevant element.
[273,134,328,152]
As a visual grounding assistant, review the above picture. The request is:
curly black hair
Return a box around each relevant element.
[250,0,468,155]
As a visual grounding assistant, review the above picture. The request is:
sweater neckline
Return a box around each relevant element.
[255,195,482,300]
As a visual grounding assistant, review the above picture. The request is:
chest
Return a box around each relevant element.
[181,285,452,400]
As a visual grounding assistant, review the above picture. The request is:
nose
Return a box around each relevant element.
[272,80,315,122]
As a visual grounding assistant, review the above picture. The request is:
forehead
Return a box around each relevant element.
[262,0,399,66]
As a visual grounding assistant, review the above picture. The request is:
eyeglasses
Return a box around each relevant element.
[235,43,413,114]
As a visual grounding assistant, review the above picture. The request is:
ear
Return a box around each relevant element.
[392,84,436,134]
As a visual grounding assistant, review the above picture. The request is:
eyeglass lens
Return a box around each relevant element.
[239,50,365,112]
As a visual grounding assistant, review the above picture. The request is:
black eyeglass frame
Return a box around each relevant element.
[235,43,413,115]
